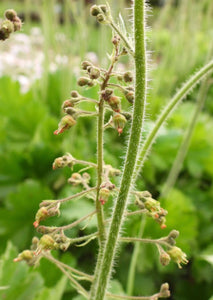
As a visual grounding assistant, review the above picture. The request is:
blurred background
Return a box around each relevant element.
[0,0,213,299]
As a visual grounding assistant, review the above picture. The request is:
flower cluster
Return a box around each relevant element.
[135,191,168,229]
[0,9,22,41]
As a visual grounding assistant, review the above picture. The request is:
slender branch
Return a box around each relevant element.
[54,187,97,205]
[73,159,97,168]
[135,59,213,179]
[90,1,147,299]
[110,21,134,57]
[107,293,159,300]
[43,253,93,281]
[120,237,171,249]
[69,232,98,245]
[45,210,97,232]
[44,253,89,299]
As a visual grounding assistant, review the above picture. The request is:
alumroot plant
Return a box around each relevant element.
[14,1,213,300]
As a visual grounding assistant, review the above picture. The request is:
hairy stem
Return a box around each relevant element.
[90,1,147,299]
[135,59,213,179]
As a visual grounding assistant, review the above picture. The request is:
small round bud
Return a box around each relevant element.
[81,61,92,70]
[68,173,82,186]
[112,36,120,46]
[125,91,134,103]
[0,28,10,41]
[168,230,179,239]
[88,66,100,79]
[90,5,100,17]
[70,90,80,98]
[1,20,14,34]
[54,115,76,135]
[77,77,90,87]
[13,17,22,31]
[160,252,171,266]
[14,250,33,263]
[39,235,56,250]
[99,5,107,14]
[96,14,105,24]
[123,71,133,83]
[108,96,121,112]
[5,9,17,21]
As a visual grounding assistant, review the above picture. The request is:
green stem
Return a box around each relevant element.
[90,1,147,299]
[106,293,159,300]
[127,217,146,296]
[96,97,106,245]
[161,78,210,197]
[135,59,213,179]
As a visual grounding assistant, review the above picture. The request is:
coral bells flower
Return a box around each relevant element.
[113,113,127,135]
[166,246,188,269]
[54,115,76,135]
[33,203,60,228]
[99,188,110,205]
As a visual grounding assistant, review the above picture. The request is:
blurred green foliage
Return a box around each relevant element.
[0,0,213,299]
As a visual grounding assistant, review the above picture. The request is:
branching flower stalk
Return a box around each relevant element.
[14,1,213,300]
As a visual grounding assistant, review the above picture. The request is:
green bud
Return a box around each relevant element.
[70,90,80,98]
[113,113,127,135]
[99,5,107,14]
[125,90,134,103]
[54,115,76,135]
[13,17,22,31]
[123,71,133,83]
[99,188,110,205]
[88,66,100,79]
[14,250,33,263]
[159,252,171,266]
[39,235,56,250]
[1,20,14,34]
[96,13,106,24]
[77,77,90,86]
[168,230,179,239]
[108,95,121,112]
[90,5,101,16]
[68,173,82,186]
[81,60,92,70]
[5,9,17,21]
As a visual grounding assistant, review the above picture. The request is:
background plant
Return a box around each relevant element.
[1,1,213,300]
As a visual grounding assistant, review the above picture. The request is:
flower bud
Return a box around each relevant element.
[113,113,127,135]
[166,246,188,269]
[90,5,101,16]
[33,207,48,228]
[159,249,171,266]
[123,71,133,83]
[124,90,134,103]
[54,115,76,135]
[99,5,108,14]
[39,235,56,250]
[77,77,90,86]
[62,99,75,111]
[96,13,106,24]
[99,188,110,205]
[160,283,170,298]
[1,20,14,34]
[52,157,66,169]
[5,9,17,21]
[13,17,22,31]
[14,250,33,263]
[81,60,92,70]
[88,66,100,79]
[37,226,57,234]
[112,35,120,46]
[168,230,179,239]
[70,90,80,98]
[68,173,82,186]
[0,28,10,41]
[108,96,121,112]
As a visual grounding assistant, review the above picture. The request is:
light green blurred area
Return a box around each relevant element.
[0,1,213,299]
